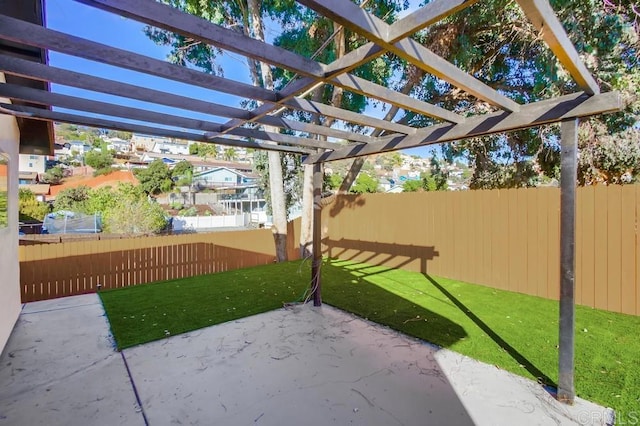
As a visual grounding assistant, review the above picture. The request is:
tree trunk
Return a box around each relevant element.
[247,0,288,261]
[299,163,314,258]
[300,22,346,256]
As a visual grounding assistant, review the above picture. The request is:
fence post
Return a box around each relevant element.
[558,118,578,404]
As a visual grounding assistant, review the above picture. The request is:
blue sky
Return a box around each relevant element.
[44,0,435,158]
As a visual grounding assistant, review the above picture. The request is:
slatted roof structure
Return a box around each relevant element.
[0,0,623,406]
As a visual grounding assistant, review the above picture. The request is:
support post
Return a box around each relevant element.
[311,162,323,306]
[558,118,578,404]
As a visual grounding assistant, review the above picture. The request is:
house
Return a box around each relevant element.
[192,167,259,189]
[151,139,189,155]
[19,153,46,174]
[104,137,132,153]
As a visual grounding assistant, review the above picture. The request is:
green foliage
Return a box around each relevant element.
[178,206,198,217]
[223,147,237,162]
[103,198,167,234]
[323,173,343,191]
[84,150,114,170]
[134,159,173,195]
[254,151,302,216]
[106,130,132,140]
[411,0,640,187]
[189,143,218,158]
[350,173,379,194]
[53,183,166,234]
[171,160,193,179]
[41,166,64,185]
[53,186,91,213]
[18,189,49,221]
[402,179,422,192]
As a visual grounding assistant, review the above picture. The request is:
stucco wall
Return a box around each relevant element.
[0,73,22,354]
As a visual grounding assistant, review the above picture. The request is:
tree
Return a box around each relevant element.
[41,166,64,185]
[84,150,114,171]
[402,179,422,192]
[134,159,173,195]
[102,185,168,234]
[351,173,379,194]
[146,0,292,261]
[271,0,406,256]
[171,160,193,182]
[323,173,343,191]
[223,147,237,162]
[404,0,639,188]
[18,189,49,221]
[189,142,218,159]
[53,186,91,212]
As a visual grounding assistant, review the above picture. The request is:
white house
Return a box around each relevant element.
[18,153,46,174]
[104,137,131,153]
[151,140,189,155]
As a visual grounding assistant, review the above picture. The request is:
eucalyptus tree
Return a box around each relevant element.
[145,0,294,260]
[400,0,639,187]
[271,0,408,256]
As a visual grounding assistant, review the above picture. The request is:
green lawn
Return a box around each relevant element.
[100,259,640,419]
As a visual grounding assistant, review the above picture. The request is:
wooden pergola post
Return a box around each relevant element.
[558,118,578,403]
[311,162,323,306]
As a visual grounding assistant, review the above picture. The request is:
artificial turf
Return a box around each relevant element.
[99,258,640,420]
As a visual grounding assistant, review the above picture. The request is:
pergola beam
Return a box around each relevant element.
[515,0,600,95]
[76,0,326,78]
[0,82,338,150]
[0,14,277,102]
[0,103,310,154]
[223,0,470,132]
[283,97,416,134]
[304,91,622,163]
[387,0,480,41]
[299,0,520,112]
[0,14,402,132]
[0,56,368,144]
[331,73,464,124]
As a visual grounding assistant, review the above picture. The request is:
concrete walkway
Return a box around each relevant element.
[0,294,613,425]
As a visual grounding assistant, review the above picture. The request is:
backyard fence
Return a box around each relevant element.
[19,225,300,302]
[19,186,640,316]
[321,185,640,316]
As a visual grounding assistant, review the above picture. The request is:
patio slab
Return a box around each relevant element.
[0,295,614,426]
[125,304,613,426]
[0,294,144,426]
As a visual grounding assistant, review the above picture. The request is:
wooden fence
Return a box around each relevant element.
[19,224,301,302]
[321,185,640,316]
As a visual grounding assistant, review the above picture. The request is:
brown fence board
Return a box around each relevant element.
[593,186,609,310]
[607,186,622,312]
[620,185,636,315]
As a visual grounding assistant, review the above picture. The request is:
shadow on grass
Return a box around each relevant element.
[423,273,557,388]
[323,260,467,349]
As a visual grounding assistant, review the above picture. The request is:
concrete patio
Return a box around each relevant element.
[0,294,613,425]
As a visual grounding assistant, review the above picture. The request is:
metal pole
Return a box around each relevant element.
[311,162,323,306]
[558,118,578,404]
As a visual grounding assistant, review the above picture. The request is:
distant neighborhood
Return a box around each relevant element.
[17,123,474,235]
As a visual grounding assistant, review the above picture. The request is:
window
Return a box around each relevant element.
[29,155,38,160]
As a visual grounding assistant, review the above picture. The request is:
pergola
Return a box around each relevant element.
[0,0,622,404]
